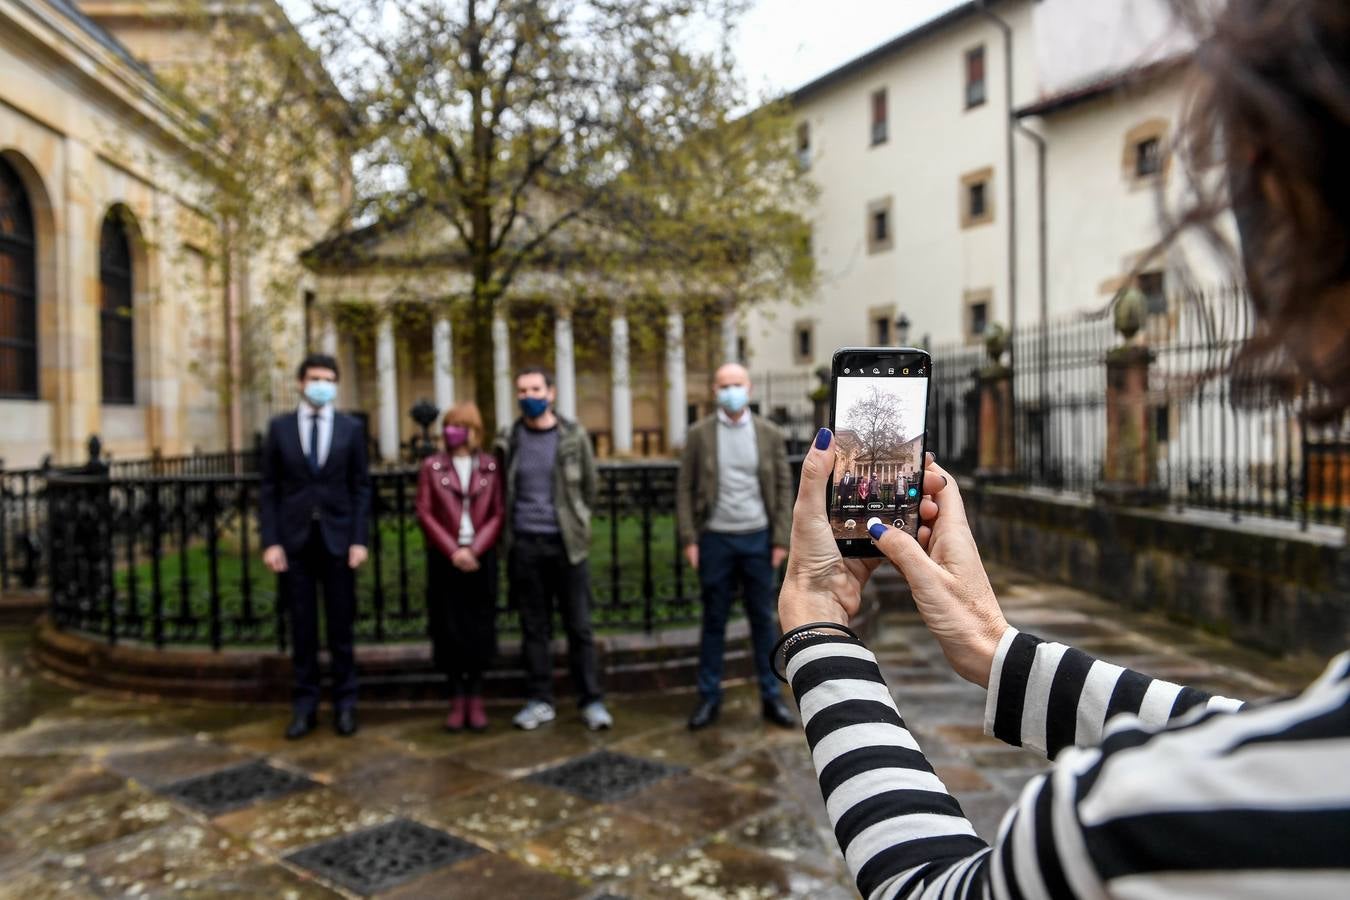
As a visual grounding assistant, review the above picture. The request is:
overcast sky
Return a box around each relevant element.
[278,0,967,98]
[733,0,965,96]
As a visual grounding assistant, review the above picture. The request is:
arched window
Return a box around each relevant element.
[0,157,37,399]
[100,209,135,405]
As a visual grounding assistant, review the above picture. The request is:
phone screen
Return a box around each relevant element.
[829,349,931,553]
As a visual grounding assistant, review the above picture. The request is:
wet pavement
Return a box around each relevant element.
[0,563,1312,898]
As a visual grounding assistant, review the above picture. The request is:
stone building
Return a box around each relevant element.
[0,0,350,468]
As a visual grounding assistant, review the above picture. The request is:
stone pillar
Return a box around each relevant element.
[610,310,633,455]
[320,315,339,358]
[376,315,400,462]
[57,142,102,462]
[721,304,738,364]
[554,308,577,420]
[976,365,1015,479]
[1098,345,1162,504]
[432,313,454,414]
[492,310,513,430]
[665,311,687,450]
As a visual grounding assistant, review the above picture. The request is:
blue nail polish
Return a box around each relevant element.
[814,427,832,450]
[868,522,887,540]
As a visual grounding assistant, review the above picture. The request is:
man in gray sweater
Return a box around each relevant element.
[676,363,795,730]
[495,367,611,732]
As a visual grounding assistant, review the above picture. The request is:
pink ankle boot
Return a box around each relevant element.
[466,695,488,732]
[445,696,466,732]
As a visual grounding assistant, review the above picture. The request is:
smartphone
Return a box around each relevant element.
[828,347,932,557]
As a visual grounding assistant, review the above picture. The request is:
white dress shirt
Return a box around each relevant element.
[297,402,334,469]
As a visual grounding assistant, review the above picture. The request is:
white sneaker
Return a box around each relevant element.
[512,700,556,731]
[580,701,613,731]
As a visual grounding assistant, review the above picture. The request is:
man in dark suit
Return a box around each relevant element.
[260,353,372,739]
[838,470,856,507]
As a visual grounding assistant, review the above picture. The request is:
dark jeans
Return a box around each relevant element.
[696,528,780,703]
[509,533,603,707]
[285,522,357,714]
[427,546,499,696]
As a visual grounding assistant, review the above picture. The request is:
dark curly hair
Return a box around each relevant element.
[1164,0,1350,416]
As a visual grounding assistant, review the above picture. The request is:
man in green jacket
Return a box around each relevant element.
[676,363,795,730]
[495,367,611,732]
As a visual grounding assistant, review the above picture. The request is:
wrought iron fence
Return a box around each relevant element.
[44,457,804,649]
[931,288,1350,528]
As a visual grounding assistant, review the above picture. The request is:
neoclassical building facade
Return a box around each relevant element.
[0,0,348,468]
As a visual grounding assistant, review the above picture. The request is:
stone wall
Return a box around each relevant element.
[967,484,1350,658]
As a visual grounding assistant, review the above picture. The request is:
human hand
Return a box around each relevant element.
[263,545,288,573]
[771,546,788,569]
[777,429,881,632]
[684,544,699,570]
[868,457,1008,688]
[348,545,369,569]
[451,547,479,572]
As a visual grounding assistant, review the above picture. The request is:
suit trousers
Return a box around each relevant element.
[286,521,358,713]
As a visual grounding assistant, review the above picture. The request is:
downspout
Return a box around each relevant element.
[977,0,1017,434]
[1015,116,1048,477]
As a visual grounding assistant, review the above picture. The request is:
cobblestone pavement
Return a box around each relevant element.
[0,564,1315,899]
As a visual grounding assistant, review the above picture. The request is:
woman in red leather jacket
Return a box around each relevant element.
[415,402,504,731]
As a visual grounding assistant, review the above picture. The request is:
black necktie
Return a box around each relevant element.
[308,412,320,473]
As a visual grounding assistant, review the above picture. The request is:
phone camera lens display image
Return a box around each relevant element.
[830,354,930,546]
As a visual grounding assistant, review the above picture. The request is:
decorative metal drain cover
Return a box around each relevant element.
[527,750,684,803]
[286,818,481,895]
[161,759,315,815]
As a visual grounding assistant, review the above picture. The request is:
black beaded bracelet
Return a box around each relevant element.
[771,621,860,683]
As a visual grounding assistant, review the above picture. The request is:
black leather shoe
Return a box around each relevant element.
[762,697,796,729]
[334,707,358,737]
[687,698,720,730]
[285,710,317,740]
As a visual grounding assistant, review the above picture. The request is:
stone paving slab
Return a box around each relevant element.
[0,561,1309,897]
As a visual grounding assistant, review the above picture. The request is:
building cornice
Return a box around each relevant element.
[2,0,215,155]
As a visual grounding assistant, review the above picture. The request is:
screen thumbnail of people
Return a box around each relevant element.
[830,373,928,539]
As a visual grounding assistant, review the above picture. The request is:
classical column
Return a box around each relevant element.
[665,311,687,450]
[320,315,339,358]
[610,310,633,454]
[433,313,455,413]
[492,310,513,430]
[721,303,738,363]
[554,308,577,420]
[376,315,400,462]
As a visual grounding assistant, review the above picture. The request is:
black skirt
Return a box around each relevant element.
[426,546,499,675]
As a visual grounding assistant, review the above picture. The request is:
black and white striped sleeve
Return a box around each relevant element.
[789,633,1350,900]
[984,627,1246,759]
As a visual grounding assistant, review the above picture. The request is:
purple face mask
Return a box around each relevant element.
[443,425,470,448]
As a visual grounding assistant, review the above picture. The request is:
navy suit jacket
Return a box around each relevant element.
[259,410,372,557]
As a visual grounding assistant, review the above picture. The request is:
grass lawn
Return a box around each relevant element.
[108,513,702,646]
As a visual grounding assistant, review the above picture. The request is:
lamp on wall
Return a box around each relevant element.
[895,313,911,346]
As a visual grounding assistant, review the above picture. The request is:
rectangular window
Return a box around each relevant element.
[796,122,811,168]
[1135,137,1162,177]
[965,290,992,343]
[866,196,894,254]
[965,45,986,108]
[793,321,814,363]
[1138,270,1167,314]
[736,335,747,364]
[969,182,987,218]
[303,290,316,351]
[873,316,891,345]
[960,168,994,228]
[870,88,888,145]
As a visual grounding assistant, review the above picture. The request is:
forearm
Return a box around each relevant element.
[786,634,990,898]
[984,628,1244,759]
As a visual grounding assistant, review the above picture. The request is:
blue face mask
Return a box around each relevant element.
[519,396,550,419]
[303,380,337,407]
[717,385,749,413]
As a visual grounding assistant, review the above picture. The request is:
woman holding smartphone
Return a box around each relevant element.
[780,1,1350,896]
[415,402,504,732]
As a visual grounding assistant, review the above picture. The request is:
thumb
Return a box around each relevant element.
[792,427,836,520]
[868,519,943,584]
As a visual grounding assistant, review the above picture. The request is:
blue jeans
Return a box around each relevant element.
[696,529,780,702]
